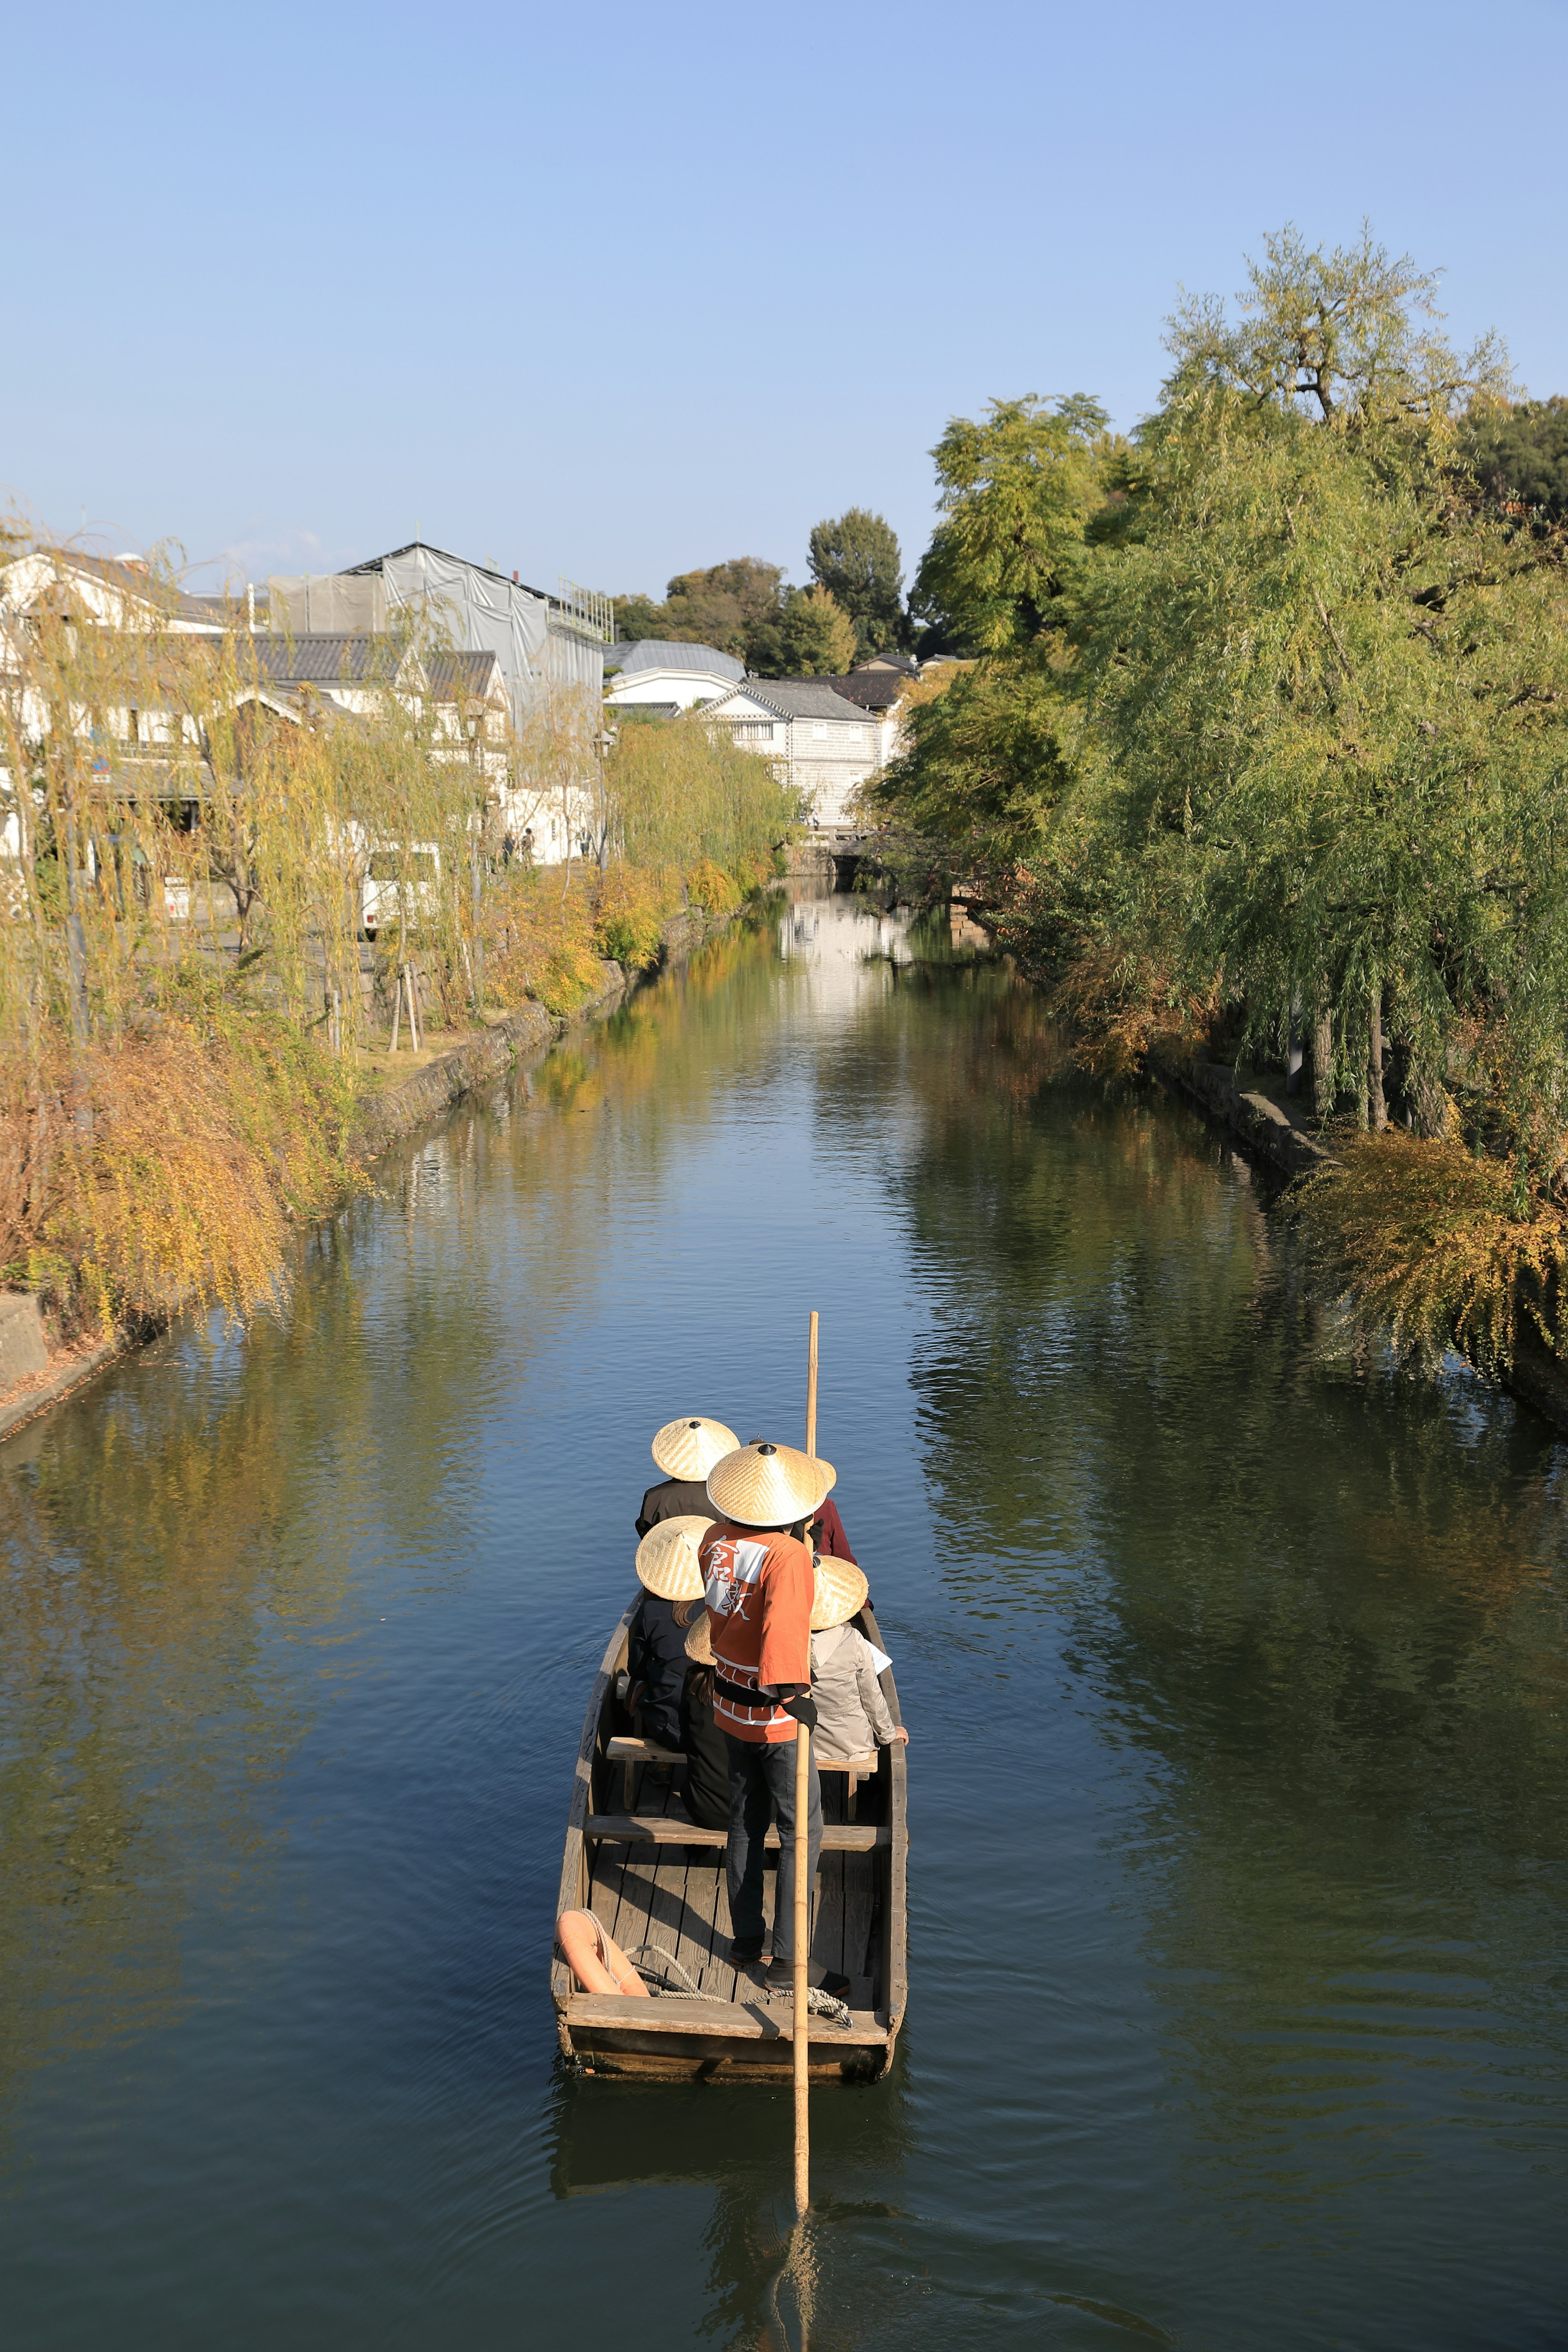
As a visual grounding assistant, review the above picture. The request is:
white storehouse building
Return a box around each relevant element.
[697,677,880,827]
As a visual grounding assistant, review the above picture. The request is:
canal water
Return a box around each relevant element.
[3,894,1566,2350]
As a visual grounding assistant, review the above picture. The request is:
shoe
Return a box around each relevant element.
[731,1936,764,1964]
[820,1971,851,1999]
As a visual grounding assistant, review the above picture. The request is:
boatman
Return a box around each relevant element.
[698,1439,835,1981]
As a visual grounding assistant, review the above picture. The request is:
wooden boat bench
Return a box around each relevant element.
[607,1733,882,1817]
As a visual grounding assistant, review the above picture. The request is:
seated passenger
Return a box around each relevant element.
[636,1416,740,1536]
[808,1558,910,1765]
[628,1516,730,1831]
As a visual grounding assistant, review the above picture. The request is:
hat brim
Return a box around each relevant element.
[705,1443,837,1528]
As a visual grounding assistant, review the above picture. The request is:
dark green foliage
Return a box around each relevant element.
[1461,397,1568,521]
[806,508,907,658]
[610,559,785,657]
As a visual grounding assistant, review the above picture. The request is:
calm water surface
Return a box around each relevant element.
[3,894,1566,2350]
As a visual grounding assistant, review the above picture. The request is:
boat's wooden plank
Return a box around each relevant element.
[811,1850,845,1980]
[842,1849,878,1986]
[586,1837,638,1953]
[860,1603,908,2033]
[553,1601,637,2020]
[606,1735,683,1764]
[702,1855,739,2000]
[638,1842,690,1983]
[565,1992,889,2046]
[666,1859,723,1988]
[584,1815,886,1851]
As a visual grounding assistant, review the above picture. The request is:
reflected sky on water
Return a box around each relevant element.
[2,893,1566,2350]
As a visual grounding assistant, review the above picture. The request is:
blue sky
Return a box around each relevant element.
[4,0,1565,598]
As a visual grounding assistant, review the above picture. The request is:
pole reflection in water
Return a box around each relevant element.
[2,891,1566,2351]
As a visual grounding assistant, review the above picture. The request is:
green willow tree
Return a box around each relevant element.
[867,393,1111,876]
[1074,226,1568,1149]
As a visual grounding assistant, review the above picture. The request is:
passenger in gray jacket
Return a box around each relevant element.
[808,1559,911,1764]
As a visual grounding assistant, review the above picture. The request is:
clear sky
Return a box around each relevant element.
[4,0,1565,600]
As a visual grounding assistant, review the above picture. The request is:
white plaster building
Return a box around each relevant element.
[697,677,880,828]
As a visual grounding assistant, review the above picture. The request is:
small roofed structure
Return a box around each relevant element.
[604,639,745,713]
[0,548,225,635]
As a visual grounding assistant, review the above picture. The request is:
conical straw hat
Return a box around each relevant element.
[706,1440,836,1528]
[684,1607,714,1666]
[635,1515,713,1601]
[811,1557,869,1631]
[650,1416,741,1481]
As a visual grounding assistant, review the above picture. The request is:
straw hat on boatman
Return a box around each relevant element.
[635,1416,739,1537]
[697,1440,835,1976]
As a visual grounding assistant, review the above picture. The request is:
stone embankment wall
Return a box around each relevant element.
[0,903,738,1445]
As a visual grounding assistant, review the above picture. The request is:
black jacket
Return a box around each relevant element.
[635,1477,716,1537]
[627,1592,687,1749]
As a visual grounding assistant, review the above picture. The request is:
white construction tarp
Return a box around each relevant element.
[270,546,604,724]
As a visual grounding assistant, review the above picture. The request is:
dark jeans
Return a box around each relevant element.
[723,1731,822,1965]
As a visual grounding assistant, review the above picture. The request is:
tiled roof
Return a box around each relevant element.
[4,549,222,626]
[605,638,745,681]
[244,634,405,686]
[728,679,875,722]
[426,648,501,696]
[822,671,906,710]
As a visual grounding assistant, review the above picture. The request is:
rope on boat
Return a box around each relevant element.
[625,1942,706,1998]
[763,1982,853,2029]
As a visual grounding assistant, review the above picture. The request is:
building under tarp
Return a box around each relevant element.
[268,542,605,725]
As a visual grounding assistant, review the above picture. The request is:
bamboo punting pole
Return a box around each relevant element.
[795,1307,820,2223]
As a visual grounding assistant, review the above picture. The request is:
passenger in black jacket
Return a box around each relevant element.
[635,1414,739,1535]
[628,1514,729,1831]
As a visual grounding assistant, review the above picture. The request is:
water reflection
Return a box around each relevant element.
[3,896,1566,2350]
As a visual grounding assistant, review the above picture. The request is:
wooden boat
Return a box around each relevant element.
[552,1596,908,2082]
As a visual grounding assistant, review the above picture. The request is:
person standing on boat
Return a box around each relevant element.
[635,1417,740,1536]
[699,1440,834,1978]
[626,1516,731,1833]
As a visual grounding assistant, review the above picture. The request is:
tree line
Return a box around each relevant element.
[612,508,913,675]
[865,226,1568,1373]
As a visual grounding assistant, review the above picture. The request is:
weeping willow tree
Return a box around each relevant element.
[603,707,800,876]
[1071,227,1568,1149]
[0,540,487,1325]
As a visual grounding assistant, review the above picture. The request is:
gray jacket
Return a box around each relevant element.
[809,1621,896,1762]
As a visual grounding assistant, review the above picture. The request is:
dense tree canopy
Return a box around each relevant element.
[807,508,907,658]
[1461,396,1568,521]
[877,227,1568,1188]
[746,583,858,678]
[909,394,1111,653]
[612,558,785,657]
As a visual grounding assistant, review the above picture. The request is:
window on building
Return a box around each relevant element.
[734,722,775,743]
[812,722,828,739]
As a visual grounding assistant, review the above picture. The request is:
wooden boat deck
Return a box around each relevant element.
[553,1599,907,2082]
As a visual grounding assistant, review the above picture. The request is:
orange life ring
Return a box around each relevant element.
[556,1909,651,1998]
